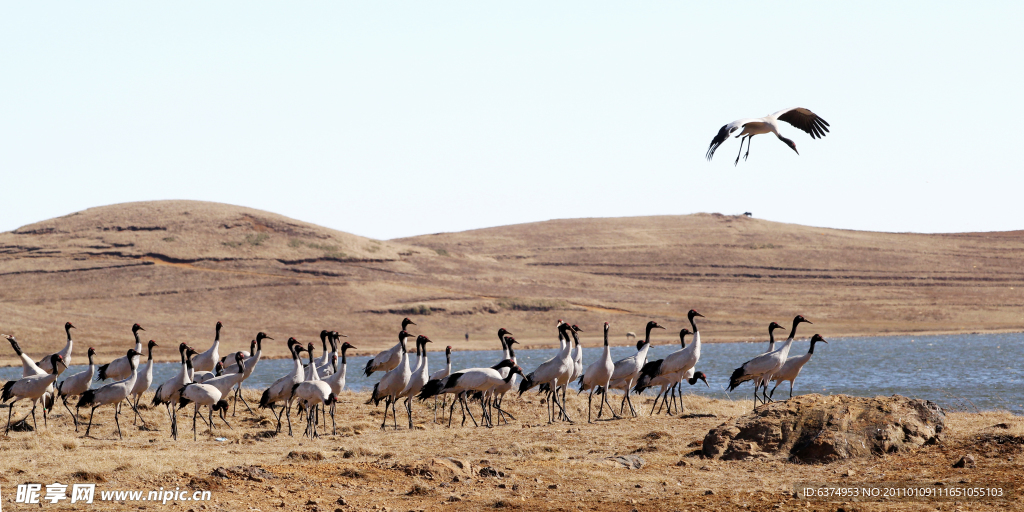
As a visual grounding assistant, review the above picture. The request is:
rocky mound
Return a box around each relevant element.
[702,394,945,464]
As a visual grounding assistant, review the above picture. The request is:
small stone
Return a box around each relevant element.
[843,469,856,477]
[704,490,715,495]
[307,499,318,505]
[953,455,976,468]
[511,484,520,491]
[700,466,712,471]
[675,460,688,467]
[336,497,347,506]
[497,483,507,489]
[548,484,559,490]
[634,484,642,488]
[447,495,462,502]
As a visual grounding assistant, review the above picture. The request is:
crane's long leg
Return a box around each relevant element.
[285,399,294,436]
[30,402,38,432]
[769,381,781,400]
[85,406,97,437]
[62,397,79,431]
[790,380,794,399]
[405,397,414,429]
[462,394,478,427]
[391,397,399,430]
[193,404,199,441]
[448,395,457,428]
[114,403,123,439]
[744,135,752,161]
[735,136,748,166]
[5,401,15,434]
[380,397,390,430]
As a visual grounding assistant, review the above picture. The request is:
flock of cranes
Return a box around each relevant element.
[1,314,827,438]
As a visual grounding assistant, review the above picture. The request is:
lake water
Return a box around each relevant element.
[4,333,1022,414]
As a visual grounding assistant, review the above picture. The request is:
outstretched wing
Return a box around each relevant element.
[773,108,830,139]
[706,124,730,161]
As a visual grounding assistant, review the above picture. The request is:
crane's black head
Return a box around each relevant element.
[769,321,784,332]
[216,321,223,330]
[646,321,665,331]
[306,342,316,354]
[445,345,452,354]
[213,399,229,412]
[603,322,610,332]
[256,332,273,342]
[498,328,512,338]
[87,347,96,356]
[417,335,433,345]
[132,323,145,333]
[235,352,245,362]
[148,340,159,349]
[398,330,413,341]
[334,331,349,339]
[810,334,827,344]
[511,365,524,376]
[341,341,356,352]
[178,342,189,353]
[65,321,75,331]
[779,135,798,155]
[402,317,416,329]
[571,324,583,333]
[495,359,516,370]
[794,315,812,325]
[215,361,224,372]
[679,328,692,338]
[504,336,518,346]
[320,329,329,340]
[50,353,67,371]
[127,349,142,358]
[691,371,710,387]
[688,310,704,320]
[250,339,257,349]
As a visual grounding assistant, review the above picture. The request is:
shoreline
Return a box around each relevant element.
[2,327,1021,368]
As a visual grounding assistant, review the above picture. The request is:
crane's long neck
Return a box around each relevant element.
[308,350,320,381]
[644,324,656,347]
[340,348,349,379]
[769,328,777,352]
[680,333,688,349]
[499,333,509,360]
[147,345,154,361]
[87,352,94,368]
[808,340,818,355]
[445,352,451,373]
[214,325,221,346]
[133,330,142,351]
[787,318,801,341]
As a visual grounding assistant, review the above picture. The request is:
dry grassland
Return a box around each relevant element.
[2,201,1023,368]
[1,390,1022,511]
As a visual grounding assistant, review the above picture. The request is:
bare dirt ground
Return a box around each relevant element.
[2,201,1023,367]
[0,390,1022,511]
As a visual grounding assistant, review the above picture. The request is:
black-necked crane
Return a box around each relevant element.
[77,349,141,438]
[258,338,303,435]
[152,343,194,439]
[417,359,523,428]
[97,323,144,381]
[2,354,67,433]
[707,108,830,165]
[604,321,663,417]
[490,336,520,424]
[518,322,575,423]
[192,321,223,373]
[369,331,414,430]
[397,335,433,429]
[57,347,96,431]
[728,316,812,408]
[428,345,453,422]
[769,334,828,399]
[634,310,705,404]
[292,343,335,438]
[752,322,786,405]
[128,340,158,425]
[324,338,355,434]
[37,322,75,372]
[196,352,247,415]
[364,318,416,376]
[177,381,230,441]
[221,331,272,415]
[578,322,618,423]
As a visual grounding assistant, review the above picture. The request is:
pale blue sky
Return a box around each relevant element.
[2,3,1022,240]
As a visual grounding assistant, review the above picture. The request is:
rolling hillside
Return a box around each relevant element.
[2,201,1022,365]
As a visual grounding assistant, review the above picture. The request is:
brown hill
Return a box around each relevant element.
[2,202,1023,366]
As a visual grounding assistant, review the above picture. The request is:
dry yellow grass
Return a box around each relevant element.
[2,200,1024,368]
[1,390,1021,511]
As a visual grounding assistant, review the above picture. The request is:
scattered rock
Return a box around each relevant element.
[605,455,646,469]
[548,484,559,490]
[704,490,715,495]
[336,497,347,506]
[643,431,671,442]
[447,495,462,502]
[675,460,689,467]
[406,484,431,496]
[953,455,976,468]
[306,499,318,505]
[287,451,325,461]
[479,467,504,478]
[702,394,944,463]
[497,483,507,489]
[485,447,501,454]
[211,465,276,482]
[511,484,520,491]
[634,484,643,488]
